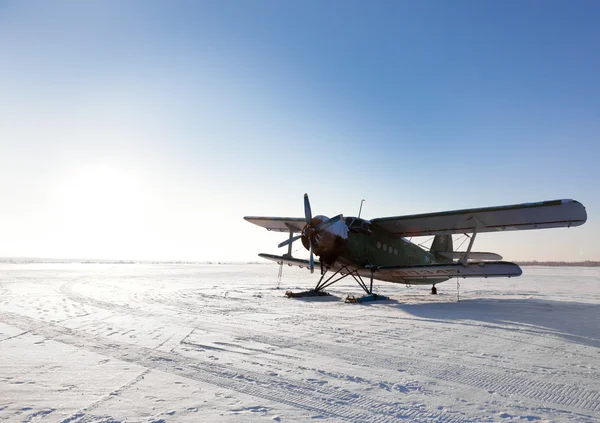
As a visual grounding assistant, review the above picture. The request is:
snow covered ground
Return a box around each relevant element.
[0,263,599,423]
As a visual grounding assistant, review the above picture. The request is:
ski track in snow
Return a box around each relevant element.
[0,264,599,422]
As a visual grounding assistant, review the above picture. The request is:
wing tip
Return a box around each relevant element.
[562,199,587,225]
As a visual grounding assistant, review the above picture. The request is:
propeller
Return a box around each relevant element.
[314,214,342,231]
[309,240,314,272]
[277,193,344,273]
[304,193,312,224]
[277,214,343,249]
[278,234,301,249]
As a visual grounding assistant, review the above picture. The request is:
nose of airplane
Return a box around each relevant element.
[301,215,349,265]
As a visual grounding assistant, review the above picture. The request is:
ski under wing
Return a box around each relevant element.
[244,217,306,233]
[258,253,320,269]
[375,261,522,279]
[372,199,587,237]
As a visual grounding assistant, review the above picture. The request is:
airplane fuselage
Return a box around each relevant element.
[326,217,452,285]
[341,222,434,267]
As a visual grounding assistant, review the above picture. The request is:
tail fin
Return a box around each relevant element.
[430,234,453,263]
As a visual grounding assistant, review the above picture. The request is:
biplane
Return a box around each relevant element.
[245,195,587,301]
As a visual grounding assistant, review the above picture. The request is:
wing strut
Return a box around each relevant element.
[460,217,481,264]
[283,224,296,258]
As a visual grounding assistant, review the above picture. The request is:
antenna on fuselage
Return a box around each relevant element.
[358,199,366,218]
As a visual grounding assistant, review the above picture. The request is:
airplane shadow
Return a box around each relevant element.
[286,294,343,302]
[376,297,600,349]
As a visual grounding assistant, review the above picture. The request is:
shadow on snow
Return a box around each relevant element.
[386,297,600,349]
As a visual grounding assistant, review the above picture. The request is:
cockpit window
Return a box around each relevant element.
[345,217,372,234]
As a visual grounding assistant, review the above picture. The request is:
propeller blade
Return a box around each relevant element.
[314,214,343,231]
[309,238,314,273]
[278,234,302,248]
[304,193,312,225]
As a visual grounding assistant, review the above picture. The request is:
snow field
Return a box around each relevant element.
[0,263,599,422]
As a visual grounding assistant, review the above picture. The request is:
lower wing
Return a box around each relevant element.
[258,253,320,269]
[375,261,522,280]
[257,253,521,284]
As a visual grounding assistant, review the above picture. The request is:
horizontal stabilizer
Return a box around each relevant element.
[245,217,305,233]
[437,251,503,261]
[372,199,586,237]
[376,261,522,279]
[258,253,319,269]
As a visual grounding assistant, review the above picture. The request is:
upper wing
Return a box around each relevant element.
[372,199,586,237]
[244,217,306,233]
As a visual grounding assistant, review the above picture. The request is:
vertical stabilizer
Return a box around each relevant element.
[430,234,453,263]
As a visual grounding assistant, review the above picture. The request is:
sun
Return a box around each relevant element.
[52,162,149,258]
[61,161,141,204]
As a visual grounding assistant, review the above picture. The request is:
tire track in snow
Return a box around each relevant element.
[60,369,152,423]
[0,312,473,423]
[135,286,600,414]
[234,330,600,414]
[59,281,149,317]
[59,281,600,415]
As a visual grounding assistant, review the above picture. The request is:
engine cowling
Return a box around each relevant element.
[301,215,349,265]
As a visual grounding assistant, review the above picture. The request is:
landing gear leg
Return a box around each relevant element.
[285,266,336,298]
[431,285,437,295]
[285,266,389,302]
[345,267,389,303]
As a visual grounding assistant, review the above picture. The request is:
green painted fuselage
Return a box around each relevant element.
[333,219,453,285]
[342,225,435,267]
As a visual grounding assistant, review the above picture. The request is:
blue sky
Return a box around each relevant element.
[0,1,598,261]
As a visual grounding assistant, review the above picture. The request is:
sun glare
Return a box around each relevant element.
[52,163,150,257]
